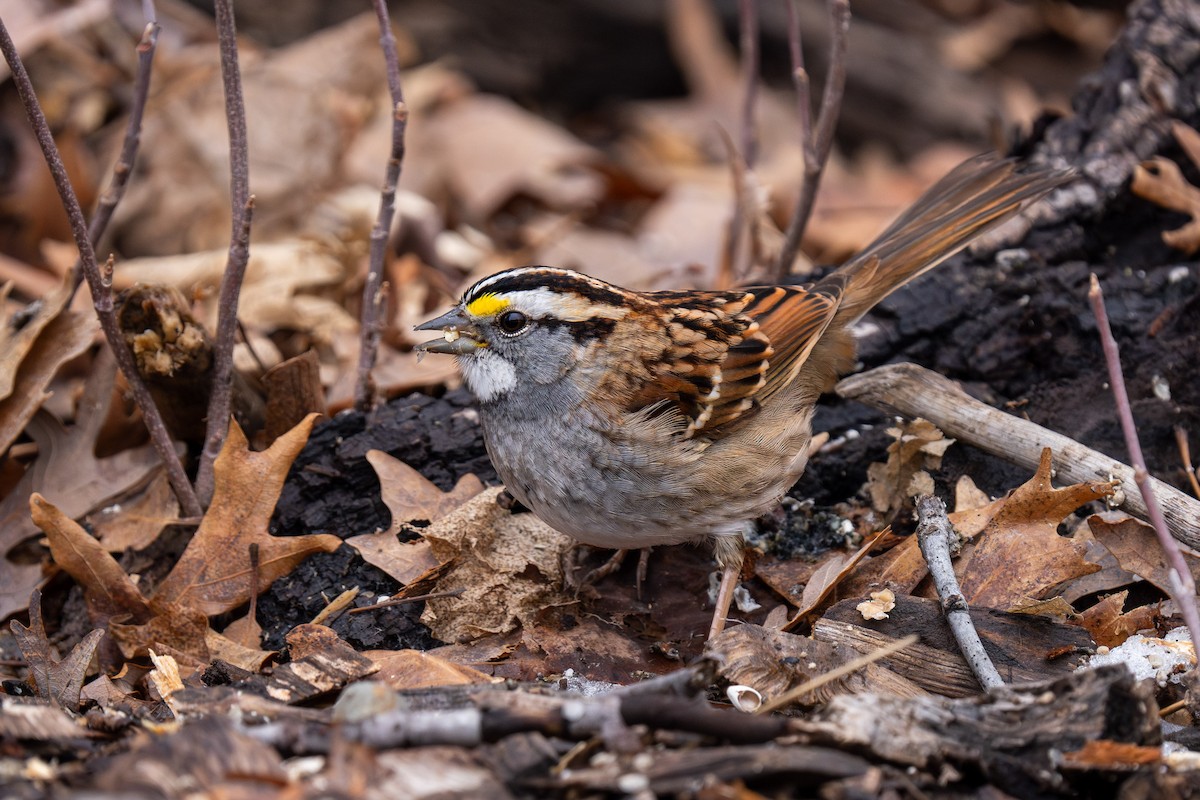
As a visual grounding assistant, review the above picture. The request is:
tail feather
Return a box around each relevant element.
[825,154,1070,323]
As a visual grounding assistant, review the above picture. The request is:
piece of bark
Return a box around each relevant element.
[261,625,378,704]
[796,664,1159,797]
[705,624,926,705]
[814,595,1095,697]
[263,349,325,444]
[1026,0,1200,247]
[836,363,1200,551]
[549,744,872,796]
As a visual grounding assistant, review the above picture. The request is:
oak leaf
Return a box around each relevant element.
[150,414,340,616]
[345,450,483,584]
[956,449,1113,609]
[10,590,105,710]
[0,354,167,618]
[1130,122,1200,254]
[1087,511,1200,596]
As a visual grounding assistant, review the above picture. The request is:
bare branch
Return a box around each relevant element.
[196,0,254,505]
[837,363,1200,551]
[70,11,159,299]
[1175,426,1200,500]
[0,15,201,518]
[354,0,410,413]
[195,195,255,504]
[722,0,759,287]
[775,0,850,279]
[1088,274,1200,659]
[736,0,759,170]
[915,495,1003,690]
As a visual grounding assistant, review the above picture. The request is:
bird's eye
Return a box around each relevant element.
[496,310,529,335]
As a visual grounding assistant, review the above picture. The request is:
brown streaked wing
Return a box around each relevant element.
[627,284,843,436]
[742,282,844,406]
[622,290,760,436]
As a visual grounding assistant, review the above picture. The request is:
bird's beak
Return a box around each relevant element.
[414,308,487,355]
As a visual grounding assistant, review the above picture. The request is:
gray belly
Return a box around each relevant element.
[479,404,773,549]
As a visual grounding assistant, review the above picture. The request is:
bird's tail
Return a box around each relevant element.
[824,154,1069,323]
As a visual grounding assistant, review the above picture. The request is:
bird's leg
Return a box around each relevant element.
[581,548,629,587]
[636,547,652,601]
[709,535,746,639]
[563,546,628,592]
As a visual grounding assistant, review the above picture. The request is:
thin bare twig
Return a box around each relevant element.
[775,0,849,279]
[196,0,254,505]
[247,542,260,629]
[837,363,1200,550]
[70,11,159,299]
[756,634,919,714]
[915,495,1003,690]
[736,0,758,170]
[354,0,409,413]
[1089,274,1200,658]
[0,16,201,518]
[721,0,760,288]
[1175,426,1200,500]
[346,587,465,615]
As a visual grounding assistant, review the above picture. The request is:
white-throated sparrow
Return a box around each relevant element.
[416,154,1066,638]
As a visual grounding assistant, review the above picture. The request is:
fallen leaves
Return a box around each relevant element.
[346,450,484,584]
[865,419,954,514]
[150,415,340,616]
[955,448,1111,609]
[0,279,96,455]
[420,488,575,643]
[1131,121,1200,254]
[29,414,339,669]
[10,591,105,710]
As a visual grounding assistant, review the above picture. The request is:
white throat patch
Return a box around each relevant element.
[459,350,517,402]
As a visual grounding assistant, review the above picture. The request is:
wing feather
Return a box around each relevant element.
[622,285,843,436]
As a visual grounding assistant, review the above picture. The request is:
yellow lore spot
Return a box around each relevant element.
[465,293,510,318]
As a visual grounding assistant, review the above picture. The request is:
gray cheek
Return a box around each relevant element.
[505,329,577,386]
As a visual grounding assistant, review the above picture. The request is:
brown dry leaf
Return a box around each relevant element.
[205,628,274,673]
[1008,596,1080,621]
[86,470,179,553]
[1087,511,1200,596]
[348,537,441,587]
[365,649,496,689]
[864,419,955,514]
[837,488,1007,601]
[1130,123,1200,254]
[10,590,104,710]
[346,451,484,584]
[110,600,211,663]
[1078,590,1160,648]
[0,354,168,618]
[111,13,395,257]
[0,281,95,455]
[783,528,889,629]
[150,415,341,616]
[30,493,151,623]
[369,450,485,528]
[417,93,602,220]
[954,475,991,513]
[957,449,1112,609]
[0,279,71,400]
[420,488,575,643]
[115,240,359,347]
